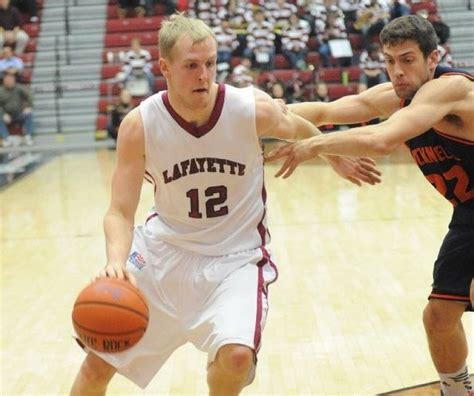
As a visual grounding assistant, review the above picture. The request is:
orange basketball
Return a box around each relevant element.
[72,277,149,353]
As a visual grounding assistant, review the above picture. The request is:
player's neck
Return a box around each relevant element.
[168,83,219,127]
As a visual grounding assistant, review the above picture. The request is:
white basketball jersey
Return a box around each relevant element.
[139,84,270,256]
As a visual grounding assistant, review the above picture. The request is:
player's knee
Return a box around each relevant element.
[80,353,116,385]
[216,345,254,377]
[423,302,458,335]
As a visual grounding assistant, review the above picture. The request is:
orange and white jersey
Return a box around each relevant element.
[139,84,270,256]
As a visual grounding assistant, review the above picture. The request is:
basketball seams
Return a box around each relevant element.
[73,301,149,322]
[88,278,149,310]
[115,279,149,309]
[72,319,146,336]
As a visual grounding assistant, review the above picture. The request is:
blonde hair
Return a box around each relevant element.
[159,12,216,60]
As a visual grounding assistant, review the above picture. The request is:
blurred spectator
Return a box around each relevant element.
[303,0,327,35]
[265,0,298,30]
[0,44,23,79]
[117,0,145,18]
[339,0,363,33]
[269,81,288,101]
[188,0,215,26]
[213,17,239,65]
[313,81,330,102]
[213,17,239,82]
[11,0,38,23]
[389,0,410,20]
[437,44,454,67]
[118,38,155,96]
[107,88,133,142]
[230,57,254,87]
[432,17,450,46]
[0,72,33,147]
[318,5,350,67]
[0,0,29,54]
[358,42,387,92]
[227,0,254,29]
[281,14,310,70]
[285,77,305,103]
[245,9,276,70]
[143,0,176,16]
[355,0,389,50]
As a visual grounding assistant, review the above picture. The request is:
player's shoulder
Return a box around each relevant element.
[437,73,473,92]
[253,87,279,119]
[359,82,400,116]
[416,74,471,102]
[118,108,144,142]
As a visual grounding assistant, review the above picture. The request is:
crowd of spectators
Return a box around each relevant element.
[100,0,454,139]
[0,0,36,147]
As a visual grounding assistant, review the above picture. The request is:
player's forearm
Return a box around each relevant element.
[289,95,377,126]
[291,112,323,139]
[306,126,395,157]
[288,102,328,126]
[103,210,134,268]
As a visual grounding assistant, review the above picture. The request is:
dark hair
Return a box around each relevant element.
[380,15,438,58]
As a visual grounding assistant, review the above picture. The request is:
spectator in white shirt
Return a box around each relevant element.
[213,17,239,65]
[281,14,310,70]
[120,38,155,95]
[358,42,387,92]
[245,9,276,70]
[0,44,23,79]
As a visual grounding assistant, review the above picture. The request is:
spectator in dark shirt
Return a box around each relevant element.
[0,72,33,146]
[117,0,145,18]
[107,88,133,141]
[0,0,29,54]
[11,0,38,23]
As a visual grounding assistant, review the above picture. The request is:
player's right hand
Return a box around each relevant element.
[94,263,137,287]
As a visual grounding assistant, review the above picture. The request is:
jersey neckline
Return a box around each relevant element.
[162,83,226,138]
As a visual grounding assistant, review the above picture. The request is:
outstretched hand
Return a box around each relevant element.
[322,155,382,186]
[265,140,382,185]
[265,140,320,178]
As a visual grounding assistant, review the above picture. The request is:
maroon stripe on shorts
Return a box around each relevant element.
[253,260,265,352]
[145,212,158,224]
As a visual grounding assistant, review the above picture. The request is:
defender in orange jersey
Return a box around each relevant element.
[267,15,474,396]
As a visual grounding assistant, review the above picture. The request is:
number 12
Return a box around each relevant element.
[186,186,229,218]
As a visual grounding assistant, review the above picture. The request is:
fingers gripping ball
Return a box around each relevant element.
[72,277,149,353]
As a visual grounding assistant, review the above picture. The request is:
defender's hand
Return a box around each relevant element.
[266,140,317,178]
[323,155,382,186]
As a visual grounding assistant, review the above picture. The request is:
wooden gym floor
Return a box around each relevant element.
[1,147,472,395]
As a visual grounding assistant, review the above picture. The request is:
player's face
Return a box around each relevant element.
[383,40,438,99]
[161,34,217,110]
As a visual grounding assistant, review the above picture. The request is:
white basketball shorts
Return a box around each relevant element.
[90,225,278,388]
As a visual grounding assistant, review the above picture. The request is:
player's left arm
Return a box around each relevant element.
[267,77,469,178]
[254,88,382,185]
[254,87,322,141]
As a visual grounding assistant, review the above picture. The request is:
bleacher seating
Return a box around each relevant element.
[96,0,445,132]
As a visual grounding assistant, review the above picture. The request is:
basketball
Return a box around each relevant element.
[72,277,149,353]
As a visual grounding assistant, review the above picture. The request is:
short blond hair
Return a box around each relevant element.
[159,13,216,60]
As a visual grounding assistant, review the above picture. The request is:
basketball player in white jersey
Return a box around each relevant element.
[70,13,381,395]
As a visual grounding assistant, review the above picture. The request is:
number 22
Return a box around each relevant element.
[426,165,474,205]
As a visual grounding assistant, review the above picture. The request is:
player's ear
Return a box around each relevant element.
[159,57,170,78]
[427,49,438,72]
